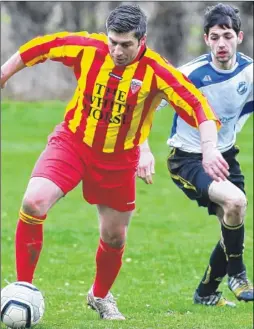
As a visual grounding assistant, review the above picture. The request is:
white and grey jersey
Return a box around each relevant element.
[159,53,253,153]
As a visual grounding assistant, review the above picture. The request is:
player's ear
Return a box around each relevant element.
[237,31,244,44]
[140,35,147,45]
[204,33,209,46]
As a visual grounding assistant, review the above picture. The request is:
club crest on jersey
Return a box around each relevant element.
[130,79,142,94]
[237,81,247,95]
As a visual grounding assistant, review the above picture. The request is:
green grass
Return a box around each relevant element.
[1,101,253,329]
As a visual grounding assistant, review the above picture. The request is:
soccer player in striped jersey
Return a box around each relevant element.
[1,4,229,319]
[139,3,253,306]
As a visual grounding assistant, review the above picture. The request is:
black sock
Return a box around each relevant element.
[221,221,245,276]
[197,240,228,297]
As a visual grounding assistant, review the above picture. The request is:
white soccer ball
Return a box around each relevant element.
[1,281,45,329]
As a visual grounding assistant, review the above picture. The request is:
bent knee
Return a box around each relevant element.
[223,192,247,225]
[22,196,48,217]
[224,192,247,214]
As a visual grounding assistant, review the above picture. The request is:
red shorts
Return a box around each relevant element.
[31,122,140,211]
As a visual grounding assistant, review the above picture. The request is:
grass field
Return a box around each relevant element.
[1,101,253,329]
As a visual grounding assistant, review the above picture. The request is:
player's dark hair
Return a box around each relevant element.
[106,4,147,40]
[204,3,241,35]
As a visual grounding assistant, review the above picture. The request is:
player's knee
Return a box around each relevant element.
[223,192,247,226]
[22,196,47,217]
[102,231,126,249]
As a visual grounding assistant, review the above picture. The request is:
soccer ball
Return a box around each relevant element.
[1,281,45,329]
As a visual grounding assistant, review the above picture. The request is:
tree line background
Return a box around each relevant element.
[1,1,253,101]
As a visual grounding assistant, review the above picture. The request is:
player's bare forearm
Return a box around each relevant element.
[138,139,155,184]
[1,52,25,88]
[199,120,218,151]
[199,120,229,181]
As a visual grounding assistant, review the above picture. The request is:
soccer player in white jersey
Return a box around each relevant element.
[139,3,253,306]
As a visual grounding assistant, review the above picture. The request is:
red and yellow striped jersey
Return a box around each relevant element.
[19,31,220,153]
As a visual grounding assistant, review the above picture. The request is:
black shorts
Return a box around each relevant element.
[167,145,245,215]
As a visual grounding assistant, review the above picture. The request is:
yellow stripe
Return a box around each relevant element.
[89,32,108,43]
[202,265,212,284]
[169,172,197,191]
[83,54,113,146]
[156,76,198,125]
[168,147,176,160]
[138,94,162,145]
[20,31,106,54]
[68,47,97,133]
[220,237,229,261]
[19,209,45,225]
[103,62,139,152]
[26,45,88,67]
[25,55,47,67]
[235,144,240,151]
[19,31,106,67]
[124,65,155,150]
[220,238,226,251]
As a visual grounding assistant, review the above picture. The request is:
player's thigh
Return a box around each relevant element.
[167,148,212,203]
[209,148,246,211]
[208,179,246,209]
[32,131,85,193]
[23,132,85,214]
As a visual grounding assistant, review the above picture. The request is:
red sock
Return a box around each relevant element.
[93,238,125,298]
[15,211,46,283]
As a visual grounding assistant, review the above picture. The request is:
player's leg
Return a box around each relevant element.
[209,180,246,274]
[167,148,234,306]
[15,123,85,283]
[208,180,253,301]
[85,146,139,319]
[93,205,132,298]
[16,177,64,283]
[195,145,253,302]
[195,206,228,301]
[87,206,132,320]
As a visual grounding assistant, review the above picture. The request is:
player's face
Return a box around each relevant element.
[204,25,244,69]
[108,31,146,66]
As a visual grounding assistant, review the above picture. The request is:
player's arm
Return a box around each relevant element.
[198,120,230,181]
[138,139,155,184]
[158,66,229,182]
[1,31,90,89]
[1,52,25,88]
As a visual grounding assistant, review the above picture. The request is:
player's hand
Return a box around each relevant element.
[202,147,229,182]
[137,149,155,184]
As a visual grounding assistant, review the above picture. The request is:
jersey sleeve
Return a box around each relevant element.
[19,31,91,67]
[156,63,221,129]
